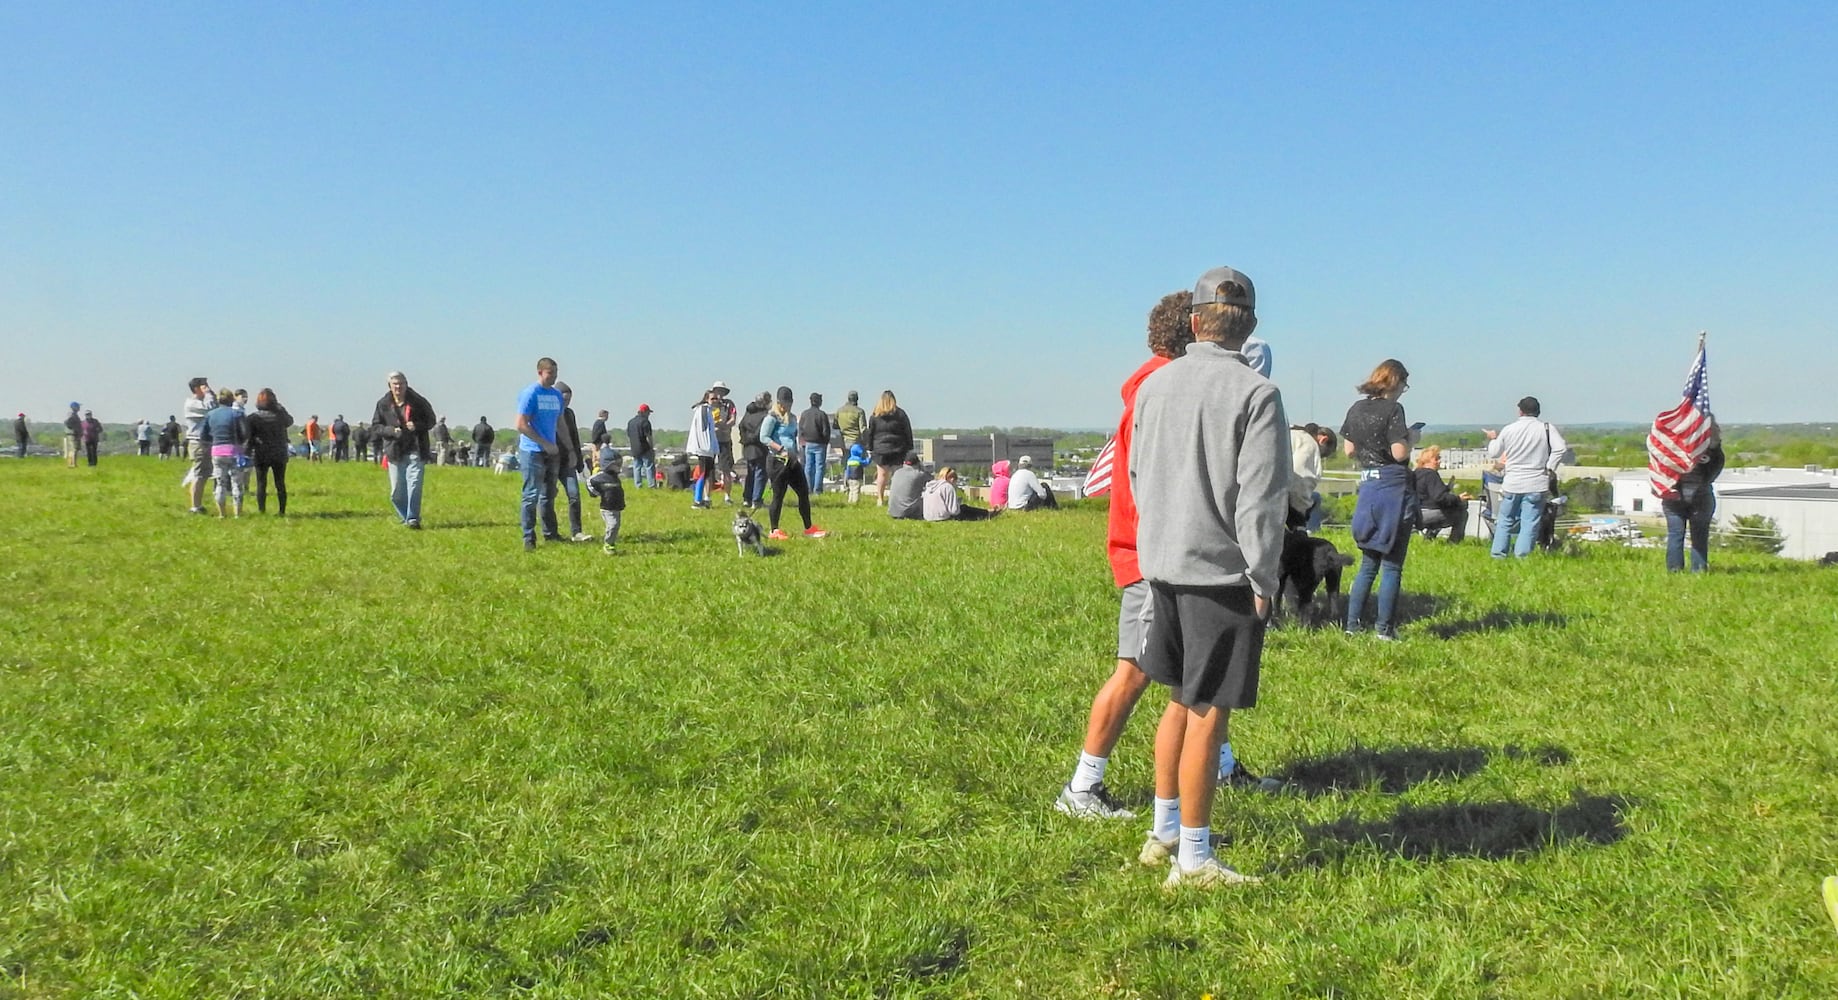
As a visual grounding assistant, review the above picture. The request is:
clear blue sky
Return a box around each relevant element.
[4,3,1834,432]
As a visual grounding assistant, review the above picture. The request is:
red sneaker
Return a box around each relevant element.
[768,529,790,541]
[804,526,828,538]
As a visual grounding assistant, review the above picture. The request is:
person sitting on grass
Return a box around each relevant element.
[989,459,1012,509]
[1006,455,1058,511]
[921,466,996,522]
[885,451,930,520]
[587,447,626,555]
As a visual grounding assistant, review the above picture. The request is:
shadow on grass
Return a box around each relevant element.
[1296,790,1634,864]
[1425,609,1571,639]
[1332,592,1450,632]
[1277,743,1572,797]
[286,509,390,520]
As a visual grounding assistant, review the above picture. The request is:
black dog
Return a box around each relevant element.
[1278,530,1353,625]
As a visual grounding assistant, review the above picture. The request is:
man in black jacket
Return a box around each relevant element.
[591,409,610,449]
[12,413,27,459]
[371,370,436,528]
[798,392,832,494]
[625,404,655,488]
[331,415,351,461]
[473,417,495,467]
[556,383,588,540]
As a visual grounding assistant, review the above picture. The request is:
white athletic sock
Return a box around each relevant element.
[1070,752,1107,794]
[1152,797,1180,844]
[1178,825,1213,871]
[1218,741,1236,775]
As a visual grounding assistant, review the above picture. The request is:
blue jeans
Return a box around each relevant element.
[746,460,768,506]
[1491,491,1547,558]
[520,449,559,541]
[559,471,583,536]
[1663,490,1714,572]
[632,455,654,488]
[803,443,827,494]
[387,453,424,524]
[1345,519,1411,636]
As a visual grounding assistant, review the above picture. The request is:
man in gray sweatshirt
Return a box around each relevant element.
[1129,265,1288,890]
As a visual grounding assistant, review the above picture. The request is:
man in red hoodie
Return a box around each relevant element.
[1055,289,1280,825]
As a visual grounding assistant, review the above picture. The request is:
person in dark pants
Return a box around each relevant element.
[472,417,495,467]
[81,411,103,466]
[1411,445,1471,543]
[245,388,295,515]
[1661,420,1724,573]
[737,392,771,508]
[556,383,588,541]
[758,386,827,539]
[12,413,27,459]
[331,414,350,461]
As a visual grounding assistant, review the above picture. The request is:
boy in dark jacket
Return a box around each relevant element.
[587,447,627,554]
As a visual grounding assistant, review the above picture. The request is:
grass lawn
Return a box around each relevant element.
[4,457,1838,998]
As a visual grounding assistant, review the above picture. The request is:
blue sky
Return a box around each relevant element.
[4,3,1834,432]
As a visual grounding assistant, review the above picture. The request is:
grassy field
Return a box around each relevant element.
[4,458,1838,998]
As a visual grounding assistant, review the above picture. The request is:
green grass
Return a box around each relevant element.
[4,458,1838,998]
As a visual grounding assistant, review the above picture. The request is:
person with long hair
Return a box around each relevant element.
[1340,359,1416,639]
[686,388,718,509]
[863,390,913,506]
[758,386,827,540]
[245,388,294,515]
[921,466,996,521]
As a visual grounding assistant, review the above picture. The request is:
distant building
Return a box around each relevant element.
[921,432,1054,471]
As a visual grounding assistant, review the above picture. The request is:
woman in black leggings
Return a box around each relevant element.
[759,386,827,540]
[245,388,294,515]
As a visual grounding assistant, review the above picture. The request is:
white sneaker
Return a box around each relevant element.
[1137,834,1176,867]
[1053,782,1135,821]
[1163,856,1261,890]
[570,532,592,542]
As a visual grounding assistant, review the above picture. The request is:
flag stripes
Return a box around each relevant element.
[1082,435,1117,497]
[1647,339,1711,500]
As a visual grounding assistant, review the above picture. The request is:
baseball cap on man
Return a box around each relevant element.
[1192,266,1256,308]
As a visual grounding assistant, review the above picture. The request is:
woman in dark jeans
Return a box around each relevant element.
[1662,419,1724,572]
[1340,359,1417,640]
[245,388,294,515]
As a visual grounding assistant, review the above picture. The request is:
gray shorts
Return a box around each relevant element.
[1116,579,1153,661]
[1139,582,1265,710]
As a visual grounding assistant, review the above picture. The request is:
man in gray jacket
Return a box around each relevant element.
[1130,265,1288,890]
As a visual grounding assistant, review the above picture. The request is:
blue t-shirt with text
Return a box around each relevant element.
[517,382,565,454]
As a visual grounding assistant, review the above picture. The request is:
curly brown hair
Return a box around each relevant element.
[1146,291,1194,359]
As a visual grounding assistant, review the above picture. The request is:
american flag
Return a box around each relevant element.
[1082,435,1117,497]
[1647,335,1711,500]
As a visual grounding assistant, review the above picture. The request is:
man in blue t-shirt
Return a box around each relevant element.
[515,356,566,550]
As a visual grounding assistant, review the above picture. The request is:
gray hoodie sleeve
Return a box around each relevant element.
[1237,388,1290,599]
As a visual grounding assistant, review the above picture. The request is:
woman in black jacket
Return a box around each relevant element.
[862,390,913,506]
[245,388,294,515]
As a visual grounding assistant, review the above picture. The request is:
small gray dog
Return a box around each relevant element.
[732,510,765,557]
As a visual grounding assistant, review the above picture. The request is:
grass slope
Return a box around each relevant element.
[3,459,1838,998]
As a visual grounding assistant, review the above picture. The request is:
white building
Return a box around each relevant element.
[1610,467,1838,561]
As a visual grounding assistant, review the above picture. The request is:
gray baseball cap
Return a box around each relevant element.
[1192,266,1255,308]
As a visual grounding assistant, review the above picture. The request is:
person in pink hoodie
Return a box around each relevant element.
[989,459,1012,509]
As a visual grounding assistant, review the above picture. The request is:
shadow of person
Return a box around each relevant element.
[1297,790,1634,865]
[1426,609,1571,640]
[1279,744,1492,796]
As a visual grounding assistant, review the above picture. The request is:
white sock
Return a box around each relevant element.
[1152,797,1180,844]
[1070,752,1107,794]
[1178,825,1213,871]
[1218,741,1236,775]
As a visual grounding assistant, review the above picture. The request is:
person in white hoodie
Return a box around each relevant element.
[921,467,995,522]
